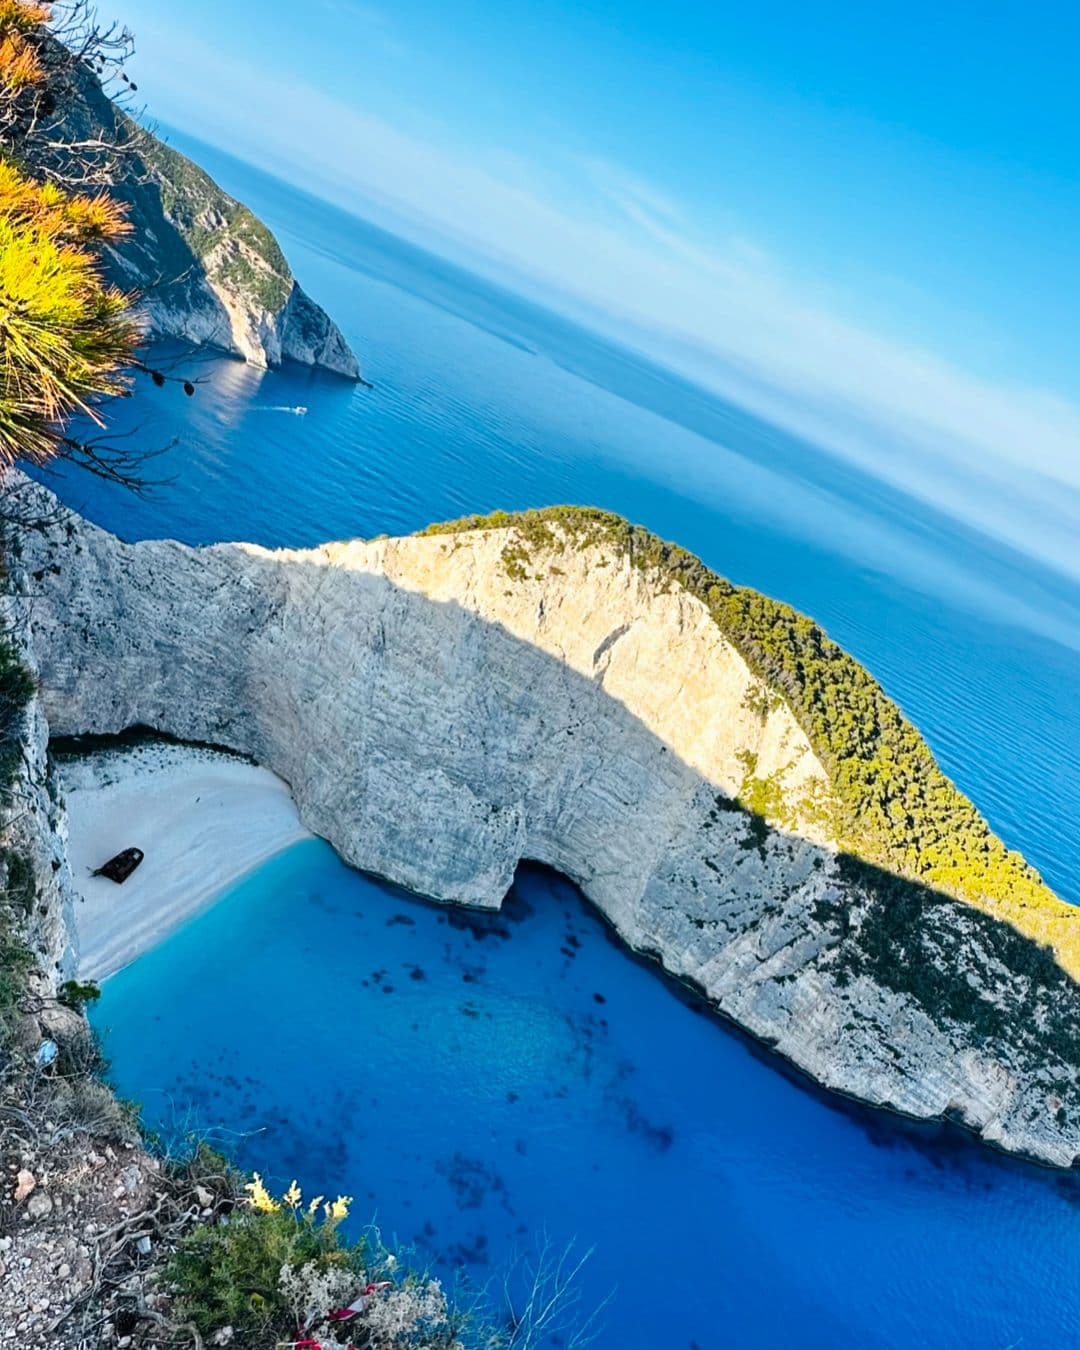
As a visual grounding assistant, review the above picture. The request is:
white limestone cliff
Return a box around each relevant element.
[14,492,1080,1167]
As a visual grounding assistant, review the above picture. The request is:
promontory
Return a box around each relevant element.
[10,493,1080,1166]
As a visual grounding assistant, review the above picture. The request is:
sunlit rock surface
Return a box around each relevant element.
[15,490,1080,1166]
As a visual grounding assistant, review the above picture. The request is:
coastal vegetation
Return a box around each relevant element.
[0,632,34,801]
[420,507,1080,975]
[0,157,137,465]
[833,854,1080,1079]
[144,133,294,314]
[169,1172,470,1349]
[0,5,1076,1345]
[0,0,141,480]
[0,895,32,1036]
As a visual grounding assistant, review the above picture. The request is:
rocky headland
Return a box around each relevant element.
[9,491,1080,1168]
[54,53,359,377]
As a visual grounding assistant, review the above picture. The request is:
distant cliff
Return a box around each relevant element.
[15,491,1080,1166]
[56,59,359,377]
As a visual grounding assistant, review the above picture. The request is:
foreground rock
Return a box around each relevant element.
[0,693,208,1350]
[15,493,1080,1166]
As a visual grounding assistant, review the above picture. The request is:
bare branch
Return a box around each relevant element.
[0,0,143,189]
[499,1235,612,1350]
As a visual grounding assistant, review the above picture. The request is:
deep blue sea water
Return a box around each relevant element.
[68,135,1080,1347]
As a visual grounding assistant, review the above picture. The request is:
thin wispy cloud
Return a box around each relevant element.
[581,157,690,232]
[130,17,1080,583]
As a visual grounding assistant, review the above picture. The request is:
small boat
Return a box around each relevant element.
[91,846,144,884]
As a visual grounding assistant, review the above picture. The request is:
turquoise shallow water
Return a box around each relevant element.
[64,134,1080,1346]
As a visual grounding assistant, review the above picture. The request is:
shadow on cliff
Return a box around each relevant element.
[60,57,265,361]
[37,548,1080,1168]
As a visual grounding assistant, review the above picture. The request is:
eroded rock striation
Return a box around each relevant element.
[15,493,1080,1166]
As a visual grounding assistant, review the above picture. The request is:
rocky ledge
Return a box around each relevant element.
[13,494,1080,1166]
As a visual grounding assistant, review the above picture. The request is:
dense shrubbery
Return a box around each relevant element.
[57,976,100,1011]
[168,1174,468,1350]
[0,155,137,464]
[420,507,1079,974]
[0,841,33,1041]
[834,854,1080,1094]
[146,134,294,311]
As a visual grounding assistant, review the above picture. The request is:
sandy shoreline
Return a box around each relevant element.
[60,740,311,980]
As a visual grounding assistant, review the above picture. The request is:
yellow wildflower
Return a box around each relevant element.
[283,1180,302,1210]
[324,1195,352,1223]
[244,1172,280,1213]
[307,1195,325,1217]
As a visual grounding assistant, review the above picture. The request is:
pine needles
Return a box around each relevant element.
[0,1,139,469]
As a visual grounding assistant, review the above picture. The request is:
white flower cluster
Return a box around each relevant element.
[278,1261,360,1333]
[277,1262,465,1349]
[361,1279,461,1348]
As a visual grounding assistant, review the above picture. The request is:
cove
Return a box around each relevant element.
[91,838,1080,1349]
[51,132,1080,1349]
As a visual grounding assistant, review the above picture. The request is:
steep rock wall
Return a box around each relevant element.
[0,585,79,1001]
[16,493,1080,1166]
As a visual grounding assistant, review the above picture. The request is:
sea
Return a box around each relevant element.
[46,131,1079,1348]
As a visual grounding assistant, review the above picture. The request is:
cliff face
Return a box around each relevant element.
[15,492,1080,1166]
[1,698,77,988]
[0,571,77,1001]
[56,61,359,377]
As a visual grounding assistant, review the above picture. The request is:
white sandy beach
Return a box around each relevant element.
[60,740,311,981]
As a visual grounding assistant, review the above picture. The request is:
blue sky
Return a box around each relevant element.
[111,0,1079,577]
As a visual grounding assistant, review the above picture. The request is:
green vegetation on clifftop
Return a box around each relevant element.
[420,507,1079,978]
[141,134,293,314]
